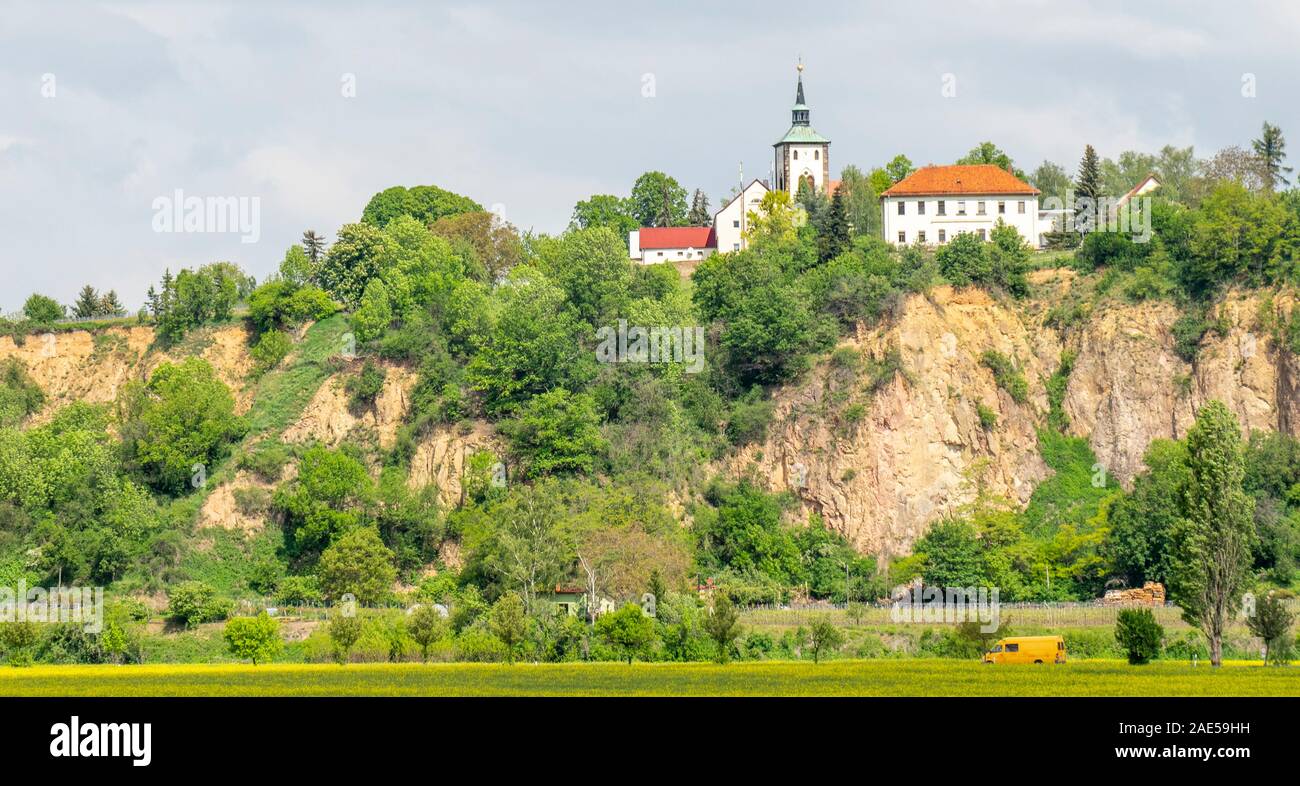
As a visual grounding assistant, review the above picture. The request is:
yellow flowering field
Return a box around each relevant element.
[0,659,1297,697]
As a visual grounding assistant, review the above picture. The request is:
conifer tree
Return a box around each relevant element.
[1252,122,1291,191]
[818,190,850,261]
[72,285,100,319]
[1074,144,1102,234]
[302,229,327,264]
[98,290,125,317]
[687,189,711,226]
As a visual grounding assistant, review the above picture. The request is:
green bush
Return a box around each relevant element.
[725,388,773,446]
[236,440,294,482]
[1171,312,1209,362]
[0,621,40,666]
[275,575,323,605]
[251,330,293,375]
[980,350,1028,404]
[1115,608,1164,664]
[223,613,283,665]
[345,360,386,414]
[166,581,232,628]
[0,358,45,427]
[455,627,508,662]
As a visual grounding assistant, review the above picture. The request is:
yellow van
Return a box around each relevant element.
[983,635,1066,664]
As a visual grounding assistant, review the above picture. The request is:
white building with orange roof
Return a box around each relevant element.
[880,164,1043,248]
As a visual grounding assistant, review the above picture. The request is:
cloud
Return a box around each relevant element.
[1,0,1296,311]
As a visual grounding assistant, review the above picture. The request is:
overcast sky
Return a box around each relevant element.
[2,0,1297,313]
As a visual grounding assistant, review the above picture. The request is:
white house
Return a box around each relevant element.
[773,62,831,197]
[628,226,716,264]
[1117,172,1161,207]
[880,165,1041,248]
[713,178,770,253]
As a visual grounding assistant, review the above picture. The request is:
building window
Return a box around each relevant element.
[814,149,820,160]
[977,201,987,215]
[977,228,986,240]
[957,201,966,216]
[938,229,946,243]
[897,201,905,215]
[733,220,740,228]
[657,251,664,256]
[998,201,1006,214]
[1018,201,1026,214]
[897,231,906,244]
[793,150,798,160]
[733,243,740,251]
[937,200,946,216]
[917,201,926,215]
[917,230,926,243]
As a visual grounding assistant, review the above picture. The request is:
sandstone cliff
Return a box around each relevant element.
[729,282,1300,558]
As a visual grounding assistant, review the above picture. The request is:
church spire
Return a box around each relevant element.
[791,59,810,126]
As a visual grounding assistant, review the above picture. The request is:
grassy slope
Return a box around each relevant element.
[1,660,1297,697]
[174,315,350,592]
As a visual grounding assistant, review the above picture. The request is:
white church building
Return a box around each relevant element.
[629,64,829,263]
[772,62,831,197]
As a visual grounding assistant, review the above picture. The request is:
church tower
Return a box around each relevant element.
[773,61,831,197]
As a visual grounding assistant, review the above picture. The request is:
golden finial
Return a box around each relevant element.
[797,57,804,74]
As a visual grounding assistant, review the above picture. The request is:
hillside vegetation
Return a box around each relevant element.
[3,141,1300,667]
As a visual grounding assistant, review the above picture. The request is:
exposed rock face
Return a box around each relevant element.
[731,284,1300,559]
[1064,290,1299,483]
[407,422,501,508]
[0,323,256,421]
[281,365,416,451]
[727,286,1055,557]
[197,469,284,534]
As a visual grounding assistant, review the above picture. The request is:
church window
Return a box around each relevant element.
[814,149,820,160]
[793,150,798,160]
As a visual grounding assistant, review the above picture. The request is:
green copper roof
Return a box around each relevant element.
[775,125,830,145]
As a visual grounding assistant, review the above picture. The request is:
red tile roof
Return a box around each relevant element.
[881,165,1039,197]
[638,226,717,250]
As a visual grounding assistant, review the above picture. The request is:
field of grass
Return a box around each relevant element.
[1,660,1296,697]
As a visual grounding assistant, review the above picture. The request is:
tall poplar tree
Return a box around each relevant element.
[1168,400,1256,667]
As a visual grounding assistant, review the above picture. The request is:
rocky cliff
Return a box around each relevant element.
[729,279,1300,558]
[4,275,1298,558]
